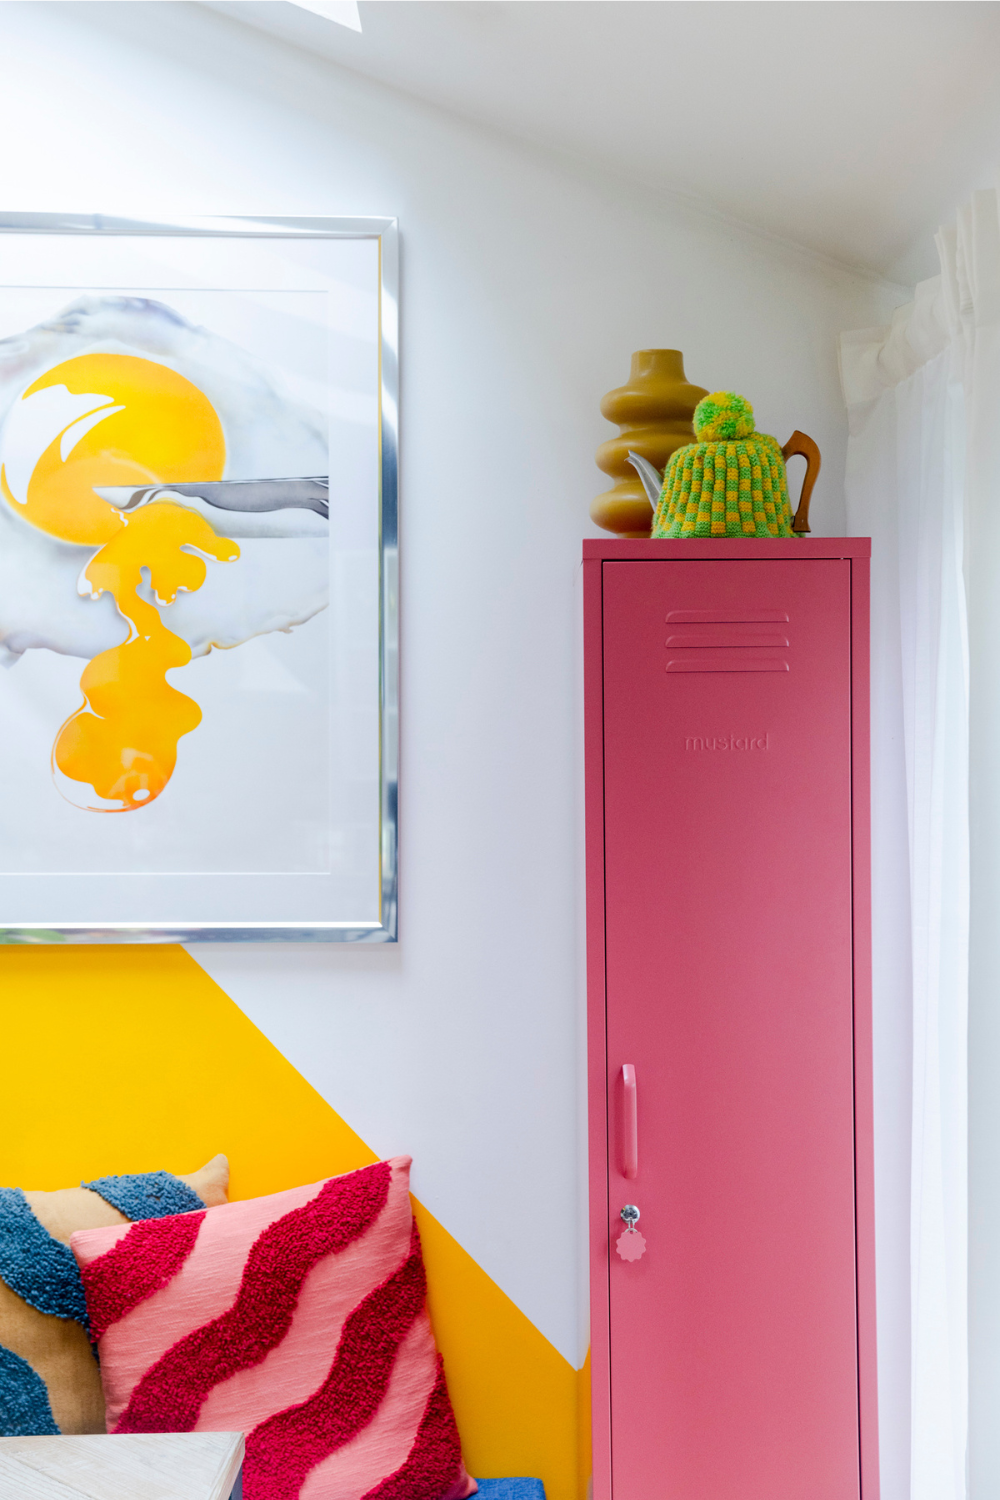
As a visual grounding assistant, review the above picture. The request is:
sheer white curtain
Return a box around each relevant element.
[841,187,1000,1500]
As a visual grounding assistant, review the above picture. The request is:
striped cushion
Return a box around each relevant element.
[70,1157,475,1500]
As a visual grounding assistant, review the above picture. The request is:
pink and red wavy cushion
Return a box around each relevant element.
[69,1157,476,1500]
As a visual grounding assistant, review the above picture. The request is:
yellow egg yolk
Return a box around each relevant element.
[0,353,238,812]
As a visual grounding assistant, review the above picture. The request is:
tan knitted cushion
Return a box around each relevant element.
[0,1156,228,1435]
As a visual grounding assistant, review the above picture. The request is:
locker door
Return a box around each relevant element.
[602,559,858,1500]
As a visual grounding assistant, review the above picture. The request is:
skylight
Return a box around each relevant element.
[288,0,361,31]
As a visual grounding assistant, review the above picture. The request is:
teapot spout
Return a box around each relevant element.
[626,451,664,509]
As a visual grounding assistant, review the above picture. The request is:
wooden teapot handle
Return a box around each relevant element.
[781,430,821,534]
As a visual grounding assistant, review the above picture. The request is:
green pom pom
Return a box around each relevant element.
[694,391,755,442]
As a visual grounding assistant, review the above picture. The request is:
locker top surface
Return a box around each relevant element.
[583,537,871,561]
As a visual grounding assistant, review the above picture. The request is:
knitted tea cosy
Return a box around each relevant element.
[651,392,797,538]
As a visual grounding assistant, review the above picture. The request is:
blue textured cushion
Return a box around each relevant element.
[474,1483,546,1499]
[82,1170,204,1221]
[0,1171,207,1436]
[0,1345,60,1436]
[0,1187,89,1326]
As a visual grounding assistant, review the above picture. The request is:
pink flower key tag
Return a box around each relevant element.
[616,1204,646,1262]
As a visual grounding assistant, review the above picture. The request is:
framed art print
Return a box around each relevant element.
[0,214,398,943]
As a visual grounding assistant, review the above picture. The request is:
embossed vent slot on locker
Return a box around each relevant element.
[665,609,790,672]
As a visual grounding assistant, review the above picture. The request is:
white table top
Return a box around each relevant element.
[0,1432,244,1500]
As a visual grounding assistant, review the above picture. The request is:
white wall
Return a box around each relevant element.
[0,0,904,1391]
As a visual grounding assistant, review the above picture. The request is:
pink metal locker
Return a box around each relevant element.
[584,537,876,1500]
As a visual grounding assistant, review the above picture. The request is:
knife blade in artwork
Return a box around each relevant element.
[94,477,329,518]
[91,478,330,540]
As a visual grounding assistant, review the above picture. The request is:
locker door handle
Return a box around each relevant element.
[622,1064,638,1179]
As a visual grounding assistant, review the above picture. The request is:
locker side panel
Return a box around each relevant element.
[851,558,879,1500]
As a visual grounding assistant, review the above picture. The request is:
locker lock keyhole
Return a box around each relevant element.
[616,1205,646,1262]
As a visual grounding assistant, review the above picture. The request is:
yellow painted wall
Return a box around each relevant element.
[0,944,588,1500]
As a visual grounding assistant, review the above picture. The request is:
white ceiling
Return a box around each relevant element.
[207,0,1000,287]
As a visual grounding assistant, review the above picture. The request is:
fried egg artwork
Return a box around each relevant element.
[0,296,330,814]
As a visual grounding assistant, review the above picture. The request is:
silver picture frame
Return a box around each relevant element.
[0,214,399,944]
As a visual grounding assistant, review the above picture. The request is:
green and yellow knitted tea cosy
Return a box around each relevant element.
[651,392,797,538]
